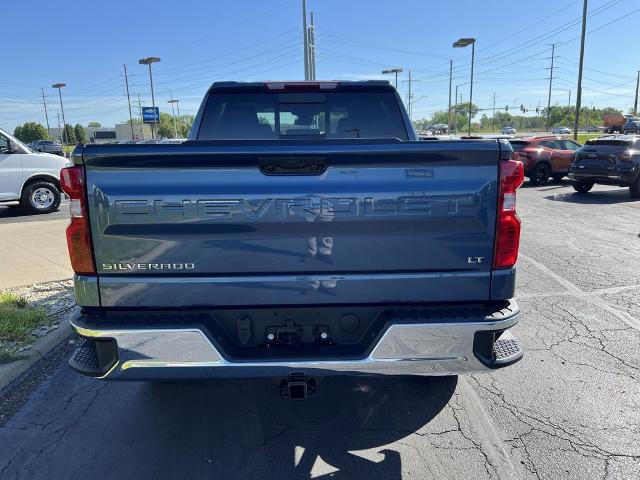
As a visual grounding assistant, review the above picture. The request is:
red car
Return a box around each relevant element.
[509,136,581,186]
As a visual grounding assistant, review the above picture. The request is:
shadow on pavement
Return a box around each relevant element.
[122,375,456,479]
[543,188,638,204]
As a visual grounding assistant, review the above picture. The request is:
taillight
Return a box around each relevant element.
[60,166,96,275]
[493,159,524,269]
[618,152,632,163]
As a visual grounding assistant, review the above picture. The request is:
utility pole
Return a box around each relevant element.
[454,84,460,134]
[302,0,309,80]
[448,60,453,128]
[407,69,413,121]
[52,83,67,146]
[568,89,572,126]
[634,70,639,116]
[492,92,496,133]
[573,0,588,139]
[41,89,51,138]
[123,64,135,141]
[546,43,556,132]
[136,94,144,140]
[168,90,178,138]
[308,12,316,80]
[56,111,62,143]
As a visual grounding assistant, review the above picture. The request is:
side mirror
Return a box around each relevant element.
[8,140,20,153]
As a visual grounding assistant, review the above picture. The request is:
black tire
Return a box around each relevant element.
[552,174,564,182]
[630,177,640,199]
[530,163,551,186]
[573,182,594,194]
[20,181,61,214]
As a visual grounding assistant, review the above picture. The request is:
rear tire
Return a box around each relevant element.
[630,177,640,198]
[530,163,551,186]
[21,181,61,214]
[573,182,594,194]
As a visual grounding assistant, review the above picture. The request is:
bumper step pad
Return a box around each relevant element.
[69,338,118,377]
[493,337,522,362]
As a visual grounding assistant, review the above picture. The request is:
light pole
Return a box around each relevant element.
[382,68,403,89]
[453,37,476,136]
[139,57,161,139]
[52,83,67,146]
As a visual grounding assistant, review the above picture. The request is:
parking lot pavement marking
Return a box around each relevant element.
[458,378,521,480]
[520,253,640,331]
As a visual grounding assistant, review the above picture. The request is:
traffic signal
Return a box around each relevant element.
[505,105,509,111]
[520,104,525,113]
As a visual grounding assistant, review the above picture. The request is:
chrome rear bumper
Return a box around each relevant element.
[70,300,521,379]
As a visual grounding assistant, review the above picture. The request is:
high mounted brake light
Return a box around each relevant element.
[60,166,96,275]
[265,81,340,91]
[493,158,524,269]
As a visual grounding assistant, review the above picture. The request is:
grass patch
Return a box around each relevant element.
[0,292,49,363]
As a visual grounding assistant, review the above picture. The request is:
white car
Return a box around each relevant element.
[0,128,70,214]
[552,126,571,135]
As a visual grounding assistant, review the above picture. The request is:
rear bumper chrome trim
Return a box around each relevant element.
[70,300,521,379]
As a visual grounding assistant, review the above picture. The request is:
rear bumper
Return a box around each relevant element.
[569,169,637,186]
[69,300,522,380]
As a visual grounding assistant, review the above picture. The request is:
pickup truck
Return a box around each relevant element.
[63,81,524,397]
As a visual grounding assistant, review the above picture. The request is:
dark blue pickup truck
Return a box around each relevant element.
[62,81,524,396]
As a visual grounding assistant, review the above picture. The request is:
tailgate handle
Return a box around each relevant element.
[259,156,328,175]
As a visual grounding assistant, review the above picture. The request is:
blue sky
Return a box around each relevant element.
[2,0,639,131]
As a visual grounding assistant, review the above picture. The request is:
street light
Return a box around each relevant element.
[453,37,476,136]
[382,68,403,89]
[51,83,67,146]
[139,56,161,139]
[454,82,468,134]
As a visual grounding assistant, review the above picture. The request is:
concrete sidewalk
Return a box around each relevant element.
[0,218,72,289]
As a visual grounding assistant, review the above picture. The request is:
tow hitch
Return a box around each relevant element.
[279,372,317,400]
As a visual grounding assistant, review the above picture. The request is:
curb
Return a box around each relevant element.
[0,314,74,393]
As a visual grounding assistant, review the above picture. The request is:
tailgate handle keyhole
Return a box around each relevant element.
[259,156,328,176]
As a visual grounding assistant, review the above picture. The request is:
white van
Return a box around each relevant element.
[0,128,70,214]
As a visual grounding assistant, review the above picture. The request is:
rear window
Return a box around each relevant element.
[509,140,529,151]
[197,91,408,140]
[585,139,633,147]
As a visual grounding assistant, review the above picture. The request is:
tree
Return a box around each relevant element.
[88,121,101,128]
[156,112,176,139]
[74,124,87,143]
[63,123,76,144]
[13,122,49,143]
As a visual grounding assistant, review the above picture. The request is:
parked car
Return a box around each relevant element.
[501,126,516,135]
[62,80,525,388]
[29,139,64,156]
[159,138,187,144]
[587,125,606,133]
[0,128,69,213]
[509,136,581,185]
[622,118,640,134]
[569,135,640,198]
[551,126,571,135]
[431,123,449,134]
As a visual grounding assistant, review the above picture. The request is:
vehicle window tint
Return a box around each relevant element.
[197,91,408,140]
[509,141,528,152]
[0,136,9,153]
[279,103,325,136]
[562,141,580,151]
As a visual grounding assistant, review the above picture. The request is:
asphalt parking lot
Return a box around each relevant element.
[0,181,639,479]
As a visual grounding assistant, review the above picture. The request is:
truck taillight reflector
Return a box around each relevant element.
[494,159,524,269]
[60,166,96,275]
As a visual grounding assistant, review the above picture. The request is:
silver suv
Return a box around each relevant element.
[29,140,64,156]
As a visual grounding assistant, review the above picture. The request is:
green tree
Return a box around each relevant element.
[13,122,49,143]
[156,112,176,139]
[74,124,87,143]
[87,121,102,128]
[63,123,76,144]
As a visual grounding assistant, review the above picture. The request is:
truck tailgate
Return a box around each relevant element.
[82,141,500,307]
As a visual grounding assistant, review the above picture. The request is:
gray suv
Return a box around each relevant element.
[30,140,64,156]
[622,118,640,135]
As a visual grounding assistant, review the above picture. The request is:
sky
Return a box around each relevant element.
[2,0,639,131]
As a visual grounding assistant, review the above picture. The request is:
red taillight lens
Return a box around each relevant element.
[618,153,632,163]
[494,159,524,269]
[60,166,96,275]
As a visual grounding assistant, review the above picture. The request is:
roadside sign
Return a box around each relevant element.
[142,106,159,124]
